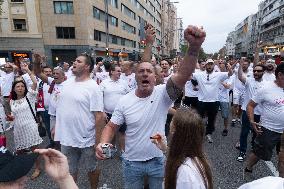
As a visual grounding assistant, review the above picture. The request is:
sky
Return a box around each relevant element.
[175,0,263,53]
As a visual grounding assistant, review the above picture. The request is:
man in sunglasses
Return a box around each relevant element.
[192,58,233,143]
[245,63,284,178]
[237,59,265,162]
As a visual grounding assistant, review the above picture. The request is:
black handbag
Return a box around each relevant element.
[26,97,46,137]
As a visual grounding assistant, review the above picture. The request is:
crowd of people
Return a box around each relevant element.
[0,24,283,189]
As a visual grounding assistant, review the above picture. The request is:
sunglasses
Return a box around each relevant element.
[207,74,209,81]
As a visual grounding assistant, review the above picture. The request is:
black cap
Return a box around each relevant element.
[96,57,103,63]
[0,147,38,182]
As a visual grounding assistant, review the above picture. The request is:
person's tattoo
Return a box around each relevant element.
[166,77,183,101]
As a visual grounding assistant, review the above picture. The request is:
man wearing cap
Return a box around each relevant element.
[0,147,78,189]
[192,58,233,143]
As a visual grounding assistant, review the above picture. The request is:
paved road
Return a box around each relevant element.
[6,111,277,189]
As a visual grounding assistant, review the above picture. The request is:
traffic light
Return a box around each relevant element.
[140,40,146,48]
[106,48,109,57]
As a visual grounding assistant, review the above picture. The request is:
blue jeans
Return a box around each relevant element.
[122,156,165,189]
[239,110,260,153]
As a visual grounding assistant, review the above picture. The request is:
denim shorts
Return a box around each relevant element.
[219,102,229,119]
[122,156,165,189]
[61,145,97,175]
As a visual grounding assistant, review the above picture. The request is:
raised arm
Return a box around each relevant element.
[227,63,233,77]
[168,25,206,99]
[141,24,155,62]
[21,63,37,91]
[254,41,262,66]
[33,54,49,83]
[238,59,246,84]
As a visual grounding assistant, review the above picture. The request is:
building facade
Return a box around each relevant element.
[225,31,235,57]
[0,0,44,64]
[259,0,284,45]
[234,15,254,58]
[0,0,179,66]
[225,0,284,59]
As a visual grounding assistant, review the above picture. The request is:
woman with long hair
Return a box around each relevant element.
[152,108,213,189]
[10,63,42,179]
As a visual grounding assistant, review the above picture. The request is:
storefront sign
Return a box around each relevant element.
[12,52,29,58]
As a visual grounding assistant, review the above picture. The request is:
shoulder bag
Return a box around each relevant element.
[26,96,46,137]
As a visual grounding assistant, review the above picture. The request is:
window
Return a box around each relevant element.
[121,38,125,46]
[13,19,27,31]
[121,4,136,20]
[108,0,118,8]
[110,35,118,44]
[109,15,118,27]
[122,21,136,34]
[56,27,75,39]
[11,0,23,2]
[54,1,74,14]
[94,30,102,41]
[93,7,105,21]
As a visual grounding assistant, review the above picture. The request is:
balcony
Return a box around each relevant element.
[261,18,284,33]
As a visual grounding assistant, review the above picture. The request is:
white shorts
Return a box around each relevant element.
[233,90,244,105]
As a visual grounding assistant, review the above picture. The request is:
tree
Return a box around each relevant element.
[180,44,208,61]
[212,53,219,60]
[180,43,188,56]
[198,47,207,61]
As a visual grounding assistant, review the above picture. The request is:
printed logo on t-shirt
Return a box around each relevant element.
[275,98,284,105]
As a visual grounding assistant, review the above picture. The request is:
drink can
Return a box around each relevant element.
[101,143,112,159]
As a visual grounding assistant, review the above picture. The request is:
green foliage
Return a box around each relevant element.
[180,43,188,56]
[198,48,207,61]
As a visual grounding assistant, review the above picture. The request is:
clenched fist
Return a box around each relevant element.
[184,25,206,51]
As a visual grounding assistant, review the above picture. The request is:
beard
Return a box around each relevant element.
[267,67,274,71]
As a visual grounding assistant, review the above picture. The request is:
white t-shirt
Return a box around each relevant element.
[120,73,137,91]
[47,77,64,116]
[252,81,284,133]
[238,176,284,189]
[214,65,220,72]
[100,78,130,114]
[55,78,103,148]
[241,78,265,115]
[111,85,173,161]
[192,71,228,102]
[218,77,234,103]
[65,69,74,79]
[95,71,110,84]
[184,69,202,98]
[176,158,206,189]
[233,67,253,94]
[1,72,14,96]
[263,72,275,82]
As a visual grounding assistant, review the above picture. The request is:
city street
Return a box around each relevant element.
[5,110,278,189]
